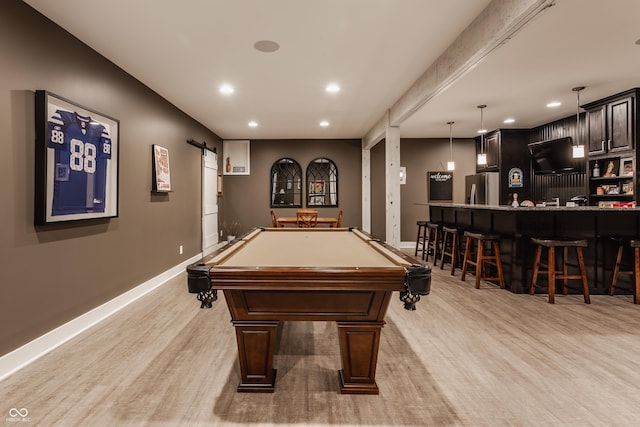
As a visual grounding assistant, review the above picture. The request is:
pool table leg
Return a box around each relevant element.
[336,321,384,395]
[232,320,280,392]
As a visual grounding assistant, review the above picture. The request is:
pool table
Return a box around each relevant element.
[187,227,430,394]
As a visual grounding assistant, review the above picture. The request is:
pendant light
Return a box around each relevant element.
[477,105,487,165]
[447,121,455,171]
[572,86,585,158]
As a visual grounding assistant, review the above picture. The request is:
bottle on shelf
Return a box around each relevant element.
[593,161,600,178]
[512,193,519,207]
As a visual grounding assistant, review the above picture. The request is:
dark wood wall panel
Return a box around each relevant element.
[528,113,589,203]
[531,173,587,204]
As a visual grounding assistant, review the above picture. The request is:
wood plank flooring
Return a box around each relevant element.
[2,254,640,426]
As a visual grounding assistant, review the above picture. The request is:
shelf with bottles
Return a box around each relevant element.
[590,155,635,178]
[588,156,635,203]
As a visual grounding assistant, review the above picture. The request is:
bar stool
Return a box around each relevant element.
[529,238,590,304]
[439,226,459,275]
[461,231,505,289]
[414,221,428,259]
[609,238,640,304]
[425,222,441,265]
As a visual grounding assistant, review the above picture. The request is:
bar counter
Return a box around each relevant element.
[427,203,640,294]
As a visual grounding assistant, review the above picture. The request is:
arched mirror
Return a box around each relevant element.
[306,158,338,207]
[270,158,302,208]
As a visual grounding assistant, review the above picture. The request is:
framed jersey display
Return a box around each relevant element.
[34,91,119,224]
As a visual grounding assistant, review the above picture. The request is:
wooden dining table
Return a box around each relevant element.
[276,216,338,227]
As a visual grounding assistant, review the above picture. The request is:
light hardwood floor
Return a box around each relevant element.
[2,253,640,426]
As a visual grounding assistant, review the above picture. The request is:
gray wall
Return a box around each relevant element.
[400,138,476,241]
[1,0,479,358]
[370,138,477,242]
[221,139,362,233]
[0,0,221,356]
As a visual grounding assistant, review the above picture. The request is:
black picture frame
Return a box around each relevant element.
[151,144,172,192]
[427,171,453,202]
[35,90,119,224]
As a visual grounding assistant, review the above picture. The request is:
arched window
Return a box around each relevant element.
[270,158,302,208]
[306,158,338,207]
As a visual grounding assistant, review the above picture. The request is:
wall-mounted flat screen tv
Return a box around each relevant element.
[528,137,585,175]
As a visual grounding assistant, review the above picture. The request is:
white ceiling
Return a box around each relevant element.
[22,0,640,141]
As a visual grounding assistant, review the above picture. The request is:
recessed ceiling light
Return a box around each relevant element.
[504,118,515,124]
[254,40,280,53]
[248,121,258,128]
[546,101,561,108]
[326,83,340,93]
[319,120,330,127]
[219,84,234,95]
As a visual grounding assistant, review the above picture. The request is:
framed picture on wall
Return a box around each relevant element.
[620,157,634,177]
[309,180,325,195]
[34,90,119,225]
[152,144,172,192]
[427,171,453,202]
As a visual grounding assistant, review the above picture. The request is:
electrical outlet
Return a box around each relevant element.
[179,245,183,255]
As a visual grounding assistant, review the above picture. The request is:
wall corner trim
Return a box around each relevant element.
[0,254,203,381]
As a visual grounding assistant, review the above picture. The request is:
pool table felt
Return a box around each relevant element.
[206,228,410,268]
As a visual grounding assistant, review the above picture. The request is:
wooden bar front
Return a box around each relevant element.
[428,203,640,294]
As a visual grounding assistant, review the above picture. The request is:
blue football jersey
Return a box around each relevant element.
[47,110,112,216]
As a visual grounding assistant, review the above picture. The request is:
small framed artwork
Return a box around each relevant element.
[217,172,223,196]
[309,195,325,206]
[152,144,172,192]
[602,158,620,177]
[620,157,634,177]
[35,90,119,224]
[309,180,325,195]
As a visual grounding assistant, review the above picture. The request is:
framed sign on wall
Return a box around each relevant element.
[152,144,172,192]
[427,171,453,202]
[34,90,119,224]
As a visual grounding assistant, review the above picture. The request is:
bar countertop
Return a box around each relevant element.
[424,202,640,212]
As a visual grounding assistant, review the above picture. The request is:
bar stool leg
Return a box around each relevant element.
[493,241,505,289]
[561,247,569,296]
[634,247,640,304]
[452,235,459,275]
[439,228,457,275]
[530,245,542,295]
[475,239,484,289]
[548,246,556,304]
[461,236,472,282]
[609,244,624,296]
[576,247,591,304]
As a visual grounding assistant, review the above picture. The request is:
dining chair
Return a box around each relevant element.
[336,210,343,227]
[270,210,277,227]
[296,209,318,228]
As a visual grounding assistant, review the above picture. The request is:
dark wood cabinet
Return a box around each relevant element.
[609,96,634,152]
[585,89,637,155]
[583,88,639,206]
[587,104,607,154]
[475,132,499,172]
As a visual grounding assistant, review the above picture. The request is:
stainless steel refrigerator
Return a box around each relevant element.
[465,172,500,205]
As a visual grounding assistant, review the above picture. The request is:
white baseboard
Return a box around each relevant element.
[0,254,202,381]
[399,241,415,249]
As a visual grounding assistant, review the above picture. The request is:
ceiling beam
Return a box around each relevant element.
[362,0,556,149]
